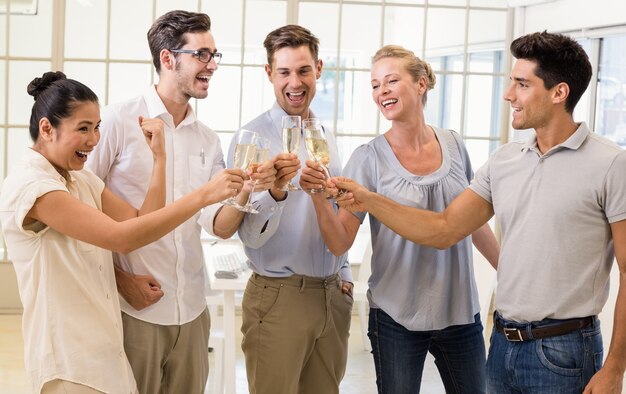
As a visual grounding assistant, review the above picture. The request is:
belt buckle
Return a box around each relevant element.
[503,327,524,342]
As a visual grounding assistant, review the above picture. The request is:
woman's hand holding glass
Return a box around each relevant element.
[206,168,247,205]
[327,176,368,212]
[222,129,257,210]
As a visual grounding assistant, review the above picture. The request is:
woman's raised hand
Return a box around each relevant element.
[138,116,166,159]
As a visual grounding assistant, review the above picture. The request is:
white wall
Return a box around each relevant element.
[522,0,626,33]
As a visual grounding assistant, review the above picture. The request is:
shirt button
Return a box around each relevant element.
[106,293,110,299]
[270,207,275,211]
[99,265,103,271]
[119,351,123,358]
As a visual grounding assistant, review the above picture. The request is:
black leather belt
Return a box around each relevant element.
[495,316,594,342]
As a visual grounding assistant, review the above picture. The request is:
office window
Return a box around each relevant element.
[595,35,626,147]
[1,0,515,258]
[298,0,509,172]
[8,1,52,58]
[65,0,107,59]
[0,60,5,124]
[202,1,244,63]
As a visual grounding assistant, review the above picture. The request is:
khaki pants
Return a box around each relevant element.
[241,273,353,394]
[121,308,210,394]
[41,380,106,394]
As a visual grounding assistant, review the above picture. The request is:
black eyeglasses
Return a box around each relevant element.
[169,49,222,64]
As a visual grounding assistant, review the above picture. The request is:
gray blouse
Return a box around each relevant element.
[344,127,480,330]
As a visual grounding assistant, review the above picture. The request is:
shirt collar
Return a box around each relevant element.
[521,122,590,155]
[268,102,317,133]
[24,148,74,185]
[144,85,197,128]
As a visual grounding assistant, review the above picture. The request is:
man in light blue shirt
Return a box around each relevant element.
[227,25,353,394]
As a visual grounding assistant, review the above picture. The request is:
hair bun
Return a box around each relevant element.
[424,62,436,90]
[27,71,67,100]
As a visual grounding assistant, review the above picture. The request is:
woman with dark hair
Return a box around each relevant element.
[0,71,244,393]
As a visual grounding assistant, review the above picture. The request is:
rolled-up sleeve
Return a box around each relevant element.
[237,191,287,249]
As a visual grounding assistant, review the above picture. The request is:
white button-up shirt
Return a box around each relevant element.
[87,86,224,325]
[0,149,136,393]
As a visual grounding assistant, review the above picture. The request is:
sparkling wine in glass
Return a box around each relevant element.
[240,137,270,214]
[303,118,332,194]
[280,115,302,191]
[222,129,257,209]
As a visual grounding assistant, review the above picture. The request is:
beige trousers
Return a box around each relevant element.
[241,273,353,394]
[121,308,210,394]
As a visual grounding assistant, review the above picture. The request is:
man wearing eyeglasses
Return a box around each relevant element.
[86,10,276,394]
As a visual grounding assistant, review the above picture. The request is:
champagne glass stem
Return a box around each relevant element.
[320,163,346,199]
[320,163,331,180]
[244,180,258,208]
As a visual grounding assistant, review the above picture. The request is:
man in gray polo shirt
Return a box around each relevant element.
[333,31,626,393]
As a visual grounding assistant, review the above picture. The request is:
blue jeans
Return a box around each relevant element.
[487,312,603,393]
[368,308,486,394]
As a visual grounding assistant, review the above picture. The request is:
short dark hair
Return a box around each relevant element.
[147,10,212,73]
[510,31,592,113]
[263,25,319,68]
[27,71,99,142]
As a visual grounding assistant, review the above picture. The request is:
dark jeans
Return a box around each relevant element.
[368,308,487,394]
[487,312,603,393]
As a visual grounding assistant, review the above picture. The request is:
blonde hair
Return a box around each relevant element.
[372,45,436,105]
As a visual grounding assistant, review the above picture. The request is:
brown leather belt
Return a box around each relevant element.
[495,316,594,342]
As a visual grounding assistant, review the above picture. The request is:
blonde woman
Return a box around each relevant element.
[301,46,499,393]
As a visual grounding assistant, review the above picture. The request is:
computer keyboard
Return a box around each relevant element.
[213,252,248,273]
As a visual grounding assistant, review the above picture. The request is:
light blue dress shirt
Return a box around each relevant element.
[228,103,351,281]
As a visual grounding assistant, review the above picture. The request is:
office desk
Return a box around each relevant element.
[204,240,249,394]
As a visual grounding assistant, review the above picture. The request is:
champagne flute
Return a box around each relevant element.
[240,137,270,214]
[303,118,347,198]
[303,118,331,194]
[222,129,257,209]
[280,115,302,191]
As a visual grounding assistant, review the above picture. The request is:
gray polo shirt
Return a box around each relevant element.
[470,122,626,322]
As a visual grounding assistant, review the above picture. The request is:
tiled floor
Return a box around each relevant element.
[0,313,446,394]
